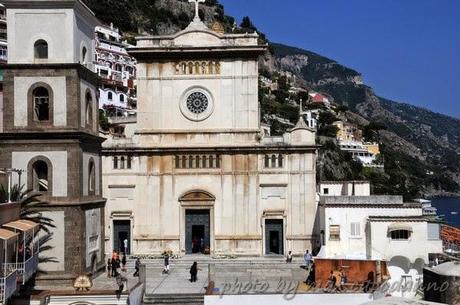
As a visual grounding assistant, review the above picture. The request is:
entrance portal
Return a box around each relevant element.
[265,219,284,255]
[113,220,130,254]
[185,210,210,254]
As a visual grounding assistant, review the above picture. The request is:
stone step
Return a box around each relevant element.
[143,293,204,305]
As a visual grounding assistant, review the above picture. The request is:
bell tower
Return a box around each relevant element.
[0,0,106,285]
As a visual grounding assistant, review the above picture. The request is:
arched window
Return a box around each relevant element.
[88,160,96,195]
[33,87,50,121]
[271,155,277,168]
[85,92,93,128]
[264,155,270,168]
[113,156,118,169]
[32,160,49,192]
[278,154,284,168]
[120,94,124,102]
[107,91,113,101]
[120,156,125,169]
[82,46,87,64]
[34,40,48,59]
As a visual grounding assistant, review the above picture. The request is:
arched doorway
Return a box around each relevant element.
[179,190,215,255]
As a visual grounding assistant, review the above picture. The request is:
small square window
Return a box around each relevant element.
[329,225,340,241]
[323,188,329,195]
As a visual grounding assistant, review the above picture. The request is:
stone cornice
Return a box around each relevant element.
[3,64,100,85]
[0,131,106,144]
[101,145,320,155]
[128,46,267,61]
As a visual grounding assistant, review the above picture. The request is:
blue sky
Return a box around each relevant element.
[219,0,460,118]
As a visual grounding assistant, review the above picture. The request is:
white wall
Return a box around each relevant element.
[11,151,68,197]
[39,211,65,272]
[82,152,101,196]
[369,221,442,263]
[137,59,259,132]
[322,206,422,259]
[80,80,98,129]
[7,9,74,64]
[14,76,67,127]
[85,208,102,268]
[320,182,370,196]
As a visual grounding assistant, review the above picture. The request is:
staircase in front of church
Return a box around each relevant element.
[143,293,204,305]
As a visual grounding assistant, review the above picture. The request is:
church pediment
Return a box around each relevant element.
[173,29,223,47]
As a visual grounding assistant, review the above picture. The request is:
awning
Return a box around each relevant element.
[3,220,39,232]
[388,223,413,233]
[0,228,18,240]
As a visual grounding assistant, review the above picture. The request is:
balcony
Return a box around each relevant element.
[3,220,40,284]
[0,229,18,305]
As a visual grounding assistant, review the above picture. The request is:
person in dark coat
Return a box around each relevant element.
[111,256,118,277]
[121,253,127,272]
[190,261,198,282]
[133,258,140,277]
[163,254,170,274]
[107,258,112,278]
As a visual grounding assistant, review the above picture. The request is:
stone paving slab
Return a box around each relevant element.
[145,265,208,295]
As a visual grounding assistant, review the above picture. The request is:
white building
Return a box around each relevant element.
[319,180,371,196]
[0,4,7,64]
[101,7,319,257]
[301,109,318,130]
[339,141,377,165]
[94,24,137,111]
[318,195,443,297]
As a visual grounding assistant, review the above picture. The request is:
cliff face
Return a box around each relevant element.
[83,0,460,197]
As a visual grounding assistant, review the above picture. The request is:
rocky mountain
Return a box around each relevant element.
[83,0,460,198]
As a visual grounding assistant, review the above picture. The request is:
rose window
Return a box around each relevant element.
[186,92,209,114]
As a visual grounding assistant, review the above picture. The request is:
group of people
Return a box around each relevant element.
[107,250,128,278]
[285,249,313,267]
[162,254,200,283]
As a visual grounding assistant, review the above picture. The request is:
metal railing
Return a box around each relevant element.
[15,253,39,284]
[0,270,18,303]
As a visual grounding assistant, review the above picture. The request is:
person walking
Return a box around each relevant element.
[115,273,128,298]
[133,257,140,277]
[163,253,170,274]
[190,261,199,282]
[304,250,312,269]
[121,253,127,272]
[286,251,293,263]
[107,258,112,278]
[326,270,337,292]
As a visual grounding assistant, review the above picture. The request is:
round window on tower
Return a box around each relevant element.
[180,87,214,122]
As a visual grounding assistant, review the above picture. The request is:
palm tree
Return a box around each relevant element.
[0,184,57,278]
[1,184,55,233]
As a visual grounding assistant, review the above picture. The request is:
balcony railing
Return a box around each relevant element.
[0,270,18,304]
[15,253,39,284]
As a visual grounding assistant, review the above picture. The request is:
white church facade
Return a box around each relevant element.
[102,7,319,257]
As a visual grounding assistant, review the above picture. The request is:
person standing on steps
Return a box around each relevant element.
[163,253,170,274]
[107,258,112,278]
[133,257,140,277]
[286,251,293,263]
[124,238,128,255]
[304,250,312,269]
[190,261,200,282]
[121,253,127,272]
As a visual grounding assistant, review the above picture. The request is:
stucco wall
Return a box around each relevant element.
[14,76,67,127]
[11,151,68,197]
[322,206,423,259]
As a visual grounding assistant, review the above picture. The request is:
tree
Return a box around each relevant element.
[0,184,57,278]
